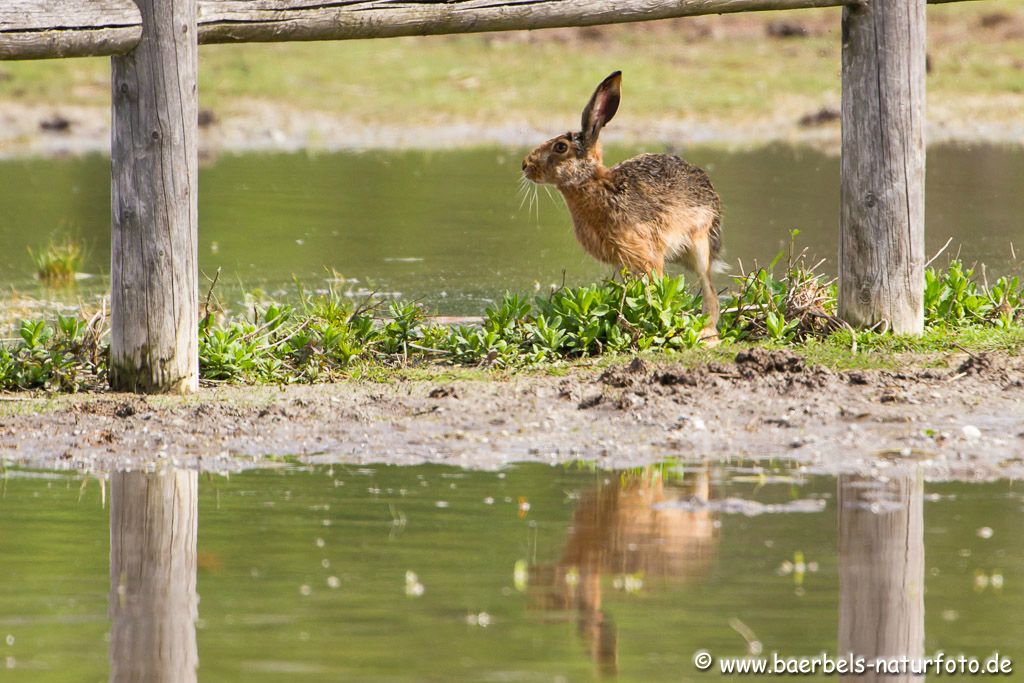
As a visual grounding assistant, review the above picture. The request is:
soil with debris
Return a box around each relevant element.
[2,350,1022,479]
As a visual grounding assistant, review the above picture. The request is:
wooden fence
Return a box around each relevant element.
[0,0,974,393]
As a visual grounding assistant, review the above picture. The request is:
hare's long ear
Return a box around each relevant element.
[580,71,622,148]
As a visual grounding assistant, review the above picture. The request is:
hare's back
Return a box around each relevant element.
[612,153,722,260]
[612,153,718,208]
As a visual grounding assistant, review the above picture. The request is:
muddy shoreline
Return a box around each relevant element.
[2,349,1022,478]
[2,99,1023,159]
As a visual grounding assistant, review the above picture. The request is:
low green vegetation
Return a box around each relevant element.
[1,254,1022,392]
[29,238,83,287]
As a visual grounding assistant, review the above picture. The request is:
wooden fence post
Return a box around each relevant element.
[839,0,926,334]
[109,469,199,683]
[110,0,199,393]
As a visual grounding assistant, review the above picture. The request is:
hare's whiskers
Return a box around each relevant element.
[541,185,556,206]
[517,177,531,212]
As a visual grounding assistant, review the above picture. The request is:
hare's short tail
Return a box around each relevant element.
[709,213,723,261]
[706,211,726,274]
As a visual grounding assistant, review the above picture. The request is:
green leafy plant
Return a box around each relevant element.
[2,253,1022,393]
[924,260,991,326]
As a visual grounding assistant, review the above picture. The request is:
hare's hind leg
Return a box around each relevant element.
[685,234,720,345]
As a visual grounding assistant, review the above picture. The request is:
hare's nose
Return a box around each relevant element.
[521,159,528,171]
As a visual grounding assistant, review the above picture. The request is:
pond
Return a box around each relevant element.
[0,462,1019,681]
[1,144,1022,316]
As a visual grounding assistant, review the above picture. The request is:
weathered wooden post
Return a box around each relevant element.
[109,469,199,683]
[110,0,199,393]
[840,0,926,334]
[838,475,924,682]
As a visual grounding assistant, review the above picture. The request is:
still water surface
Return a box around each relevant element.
[1,145,1022,314]
[0,463,1020,681]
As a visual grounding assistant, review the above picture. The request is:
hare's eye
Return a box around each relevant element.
[553,141,569,154]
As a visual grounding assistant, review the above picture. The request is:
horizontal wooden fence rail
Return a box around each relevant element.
[2,0,973,61]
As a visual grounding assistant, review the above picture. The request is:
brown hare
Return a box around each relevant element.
[522,71,723,342]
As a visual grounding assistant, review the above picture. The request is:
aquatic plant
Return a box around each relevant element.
[30,238,84,287]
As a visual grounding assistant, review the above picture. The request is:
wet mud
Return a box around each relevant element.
[2,350,1022,478]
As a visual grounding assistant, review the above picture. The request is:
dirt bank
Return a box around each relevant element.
[3,97,1023,159]
[2,350,1022,478]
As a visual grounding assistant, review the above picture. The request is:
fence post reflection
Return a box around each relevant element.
[838,474,925,682]
[109,469,199,683]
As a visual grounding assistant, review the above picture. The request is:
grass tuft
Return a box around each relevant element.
[30,239,83,287]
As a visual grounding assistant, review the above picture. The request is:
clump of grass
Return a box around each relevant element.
[720,260,840,344]
[717,231,845,344]
[1,249,1022,392]
[30,239,83,287]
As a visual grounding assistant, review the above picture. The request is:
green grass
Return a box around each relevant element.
[1,254,1022,393]
[28,238,83,287]
[0,4,1020,129]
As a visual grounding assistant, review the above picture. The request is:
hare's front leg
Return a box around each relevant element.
[686,235,720,346]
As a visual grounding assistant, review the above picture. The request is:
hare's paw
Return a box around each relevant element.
[700,327,720,347]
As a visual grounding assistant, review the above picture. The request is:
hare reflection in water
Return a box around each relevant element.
[528,465,719,676]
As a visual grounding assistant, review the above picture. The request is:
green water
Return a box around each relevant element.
[1,145,1022,315]
[0,463,1020,681]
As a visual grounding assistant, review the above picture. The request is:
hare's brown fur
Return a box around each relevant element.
[522,72,723,342]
